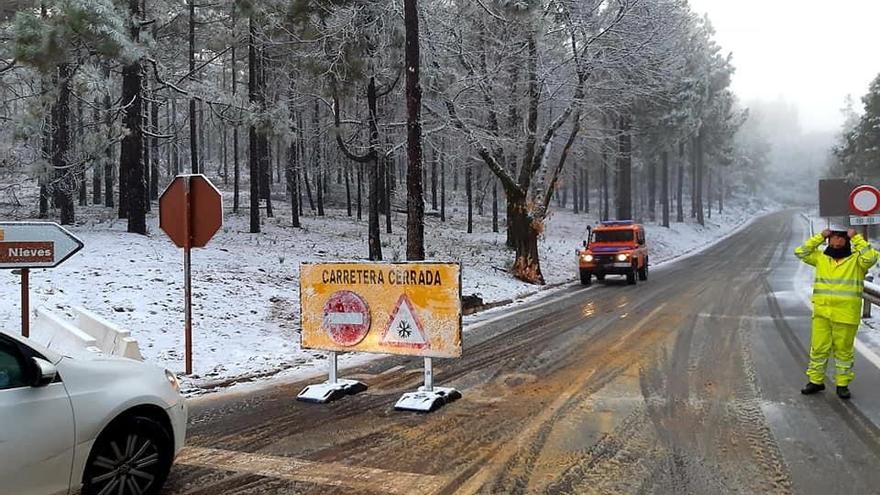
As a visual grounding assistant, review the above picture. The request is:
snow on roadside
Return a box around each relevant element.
[0,195,772,394]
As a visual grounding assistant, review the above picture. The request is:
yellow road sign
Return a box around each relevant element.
[300,262,462,358]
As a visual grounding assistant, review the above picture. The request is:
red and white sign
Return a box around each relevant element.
[849,185,880,216]
[380,295,428,349]
[322,290,371,346]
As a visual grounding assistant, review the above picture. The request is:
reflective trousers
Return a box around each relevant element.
[806,316,859,386]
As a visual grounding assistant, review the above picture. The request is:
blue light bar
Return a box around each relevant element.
[599,220,634,226]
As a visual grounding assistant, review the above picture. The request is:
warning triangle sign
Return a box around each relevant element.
[381,294,429,349]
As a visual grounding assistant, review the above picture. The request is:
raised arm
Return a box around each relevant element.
[794,231,826,267]
[849,231,879,271]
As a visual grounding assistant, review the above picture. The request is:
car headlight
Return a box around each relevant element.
[165,369,181,393]
[617,253,628,262]
[583,254,594,262]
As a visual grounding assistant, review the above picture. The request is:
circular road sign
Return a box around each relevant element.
[849,185,880,215]
[322,290,371,346]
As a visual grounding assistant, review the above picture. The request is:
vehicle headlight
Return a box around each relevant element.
[617,253,628,262]
[165,369,181,393]
[583,254,593,262]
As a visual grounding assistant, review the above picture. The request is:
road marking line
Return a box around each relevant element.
[176,446,449,495]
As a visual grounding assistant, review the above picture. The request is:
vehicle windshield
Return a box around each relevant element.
[592,230,634,243]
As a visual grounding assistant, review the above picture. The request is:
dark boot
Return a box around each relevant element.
[837,386,851,400]
[801,382,825,394]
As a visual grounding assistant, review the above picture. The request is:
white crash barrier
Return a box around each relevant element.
[33,307,143,361]
[74,307,144,361]
[34,307,102,355]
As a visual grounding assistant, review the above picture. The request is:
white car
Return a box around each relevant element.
[0,330,187,495]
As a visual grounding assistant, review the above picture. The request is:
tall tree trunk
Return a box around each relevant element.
[466,165,473,234]
[104,66,114,208]
[492,179,498,232]
[52,63,74,225]
[188,0,199,174]
[572,166,579,214]
[356,162,362,221]
[662,149,670,227]
[122,1,145,234]
[92,101,102,205]
[707,162,712,220]
[385,154,392,235]
[142,80,151,213]
[405,0,425,260]
[615,115,632,221]
[248,16,261,233]
[313,102,324,217]
[367,77,382,260]
[440,149,446,222]
[150,97,159,200]
[695,129,704,226]
[345,162,352,217]
[676,141,684,223]
[231,6,239,212]
[259,48,272,219]
[287,108,300,228]
[76,97,87,207]
[601,148,609,221]
[584,166,590,214]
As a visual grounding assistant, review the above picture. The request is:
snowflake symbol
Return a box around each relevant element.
[397,320,412,339]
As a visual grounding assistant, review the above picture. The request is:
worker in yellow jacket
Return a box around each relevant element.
[795,228,879,399]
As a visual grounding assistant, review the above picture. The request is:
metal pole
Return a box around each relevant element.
[424,357,433,392]
[184,246,192,375]
[21,268,29,338]
[328,351,337,384]
[184,176,193,375]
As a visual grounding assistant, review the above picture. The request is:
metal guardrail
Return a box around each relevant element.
[864,280,880,318]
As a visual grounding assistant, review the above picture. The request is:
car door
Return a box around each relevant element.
[0,335,75,495]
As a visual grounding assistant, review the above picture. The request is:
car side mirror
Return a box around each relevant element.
[638,238,645,246]
[29,357,57,388]
[582,240,587,247]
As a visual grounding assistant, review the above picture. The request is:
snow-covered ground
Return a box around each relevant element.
[0,190,772,394]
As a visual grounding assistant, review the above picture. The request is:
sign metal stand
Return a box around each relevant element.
[394,357,461,413]
[297,350,367,403]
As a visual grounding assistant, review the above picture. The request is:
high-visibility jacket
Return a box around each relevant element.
[795,233,880,325]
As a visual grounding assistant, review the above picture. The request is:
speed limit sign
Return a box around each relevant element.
[849,185,880,216]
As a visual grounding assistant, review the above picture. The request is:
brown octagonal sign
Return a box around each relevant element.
[159,174,223,248]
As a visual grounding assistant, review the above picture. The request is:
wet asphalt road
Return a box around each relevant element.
[162,211,880,494]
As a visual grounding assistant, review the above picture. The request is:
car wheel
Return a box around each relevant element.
[580,269,592,286]
[596,274,605,281]
[81,416,173,495]
[627,266,637,285]
[638,257,648,281]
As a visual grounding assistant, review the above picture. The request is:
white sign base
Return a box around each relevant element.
[297,379,367,403]
[297,351,367,403]
[394,386,461,413]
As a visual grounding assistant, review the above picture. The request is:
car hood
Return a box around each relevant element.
[589,245,633,253]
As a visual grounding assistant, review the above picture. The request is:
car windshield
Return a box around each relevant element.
[593,230,634,243]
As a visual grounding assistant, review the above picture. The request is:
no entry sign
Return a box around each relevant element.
[849,185,880,216]
[322,290,371,346]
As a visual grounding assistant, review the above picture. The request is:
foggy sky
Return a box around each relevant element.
[687,0,880,134]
